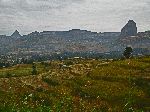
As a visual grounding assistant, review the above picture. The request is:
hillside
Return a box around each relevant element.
[0,30,150,67]
[0,56,150,111]
[112,36,150,53]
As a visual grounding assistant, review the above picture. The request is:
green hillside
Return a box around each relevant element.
[0,56,150,111]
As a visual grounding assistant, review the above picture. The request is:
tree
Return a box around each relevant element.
[123,46,133,59]
[32,63,37,75]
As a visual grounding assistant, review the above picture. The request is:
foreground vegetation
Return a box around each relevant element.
[0,56,150,111]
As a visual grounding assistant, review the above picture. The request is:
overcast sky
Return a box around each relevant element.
[0,0,150,35]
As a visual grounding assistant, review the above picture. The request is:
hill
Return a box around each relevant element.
[0,56,150,111]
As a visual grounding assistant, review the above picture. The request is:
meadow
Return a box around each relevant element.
[0,56,150,111]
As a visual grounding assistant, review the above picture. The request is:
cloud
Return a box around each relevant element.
[0,0,149,35]
[0,0,84,11]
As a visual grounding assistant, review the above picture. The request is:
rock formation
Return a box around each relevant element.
[121,20,137,37]
[11,30,21,38]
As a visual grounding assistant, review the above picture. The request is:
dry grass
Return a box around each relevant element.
[0,56,150,111]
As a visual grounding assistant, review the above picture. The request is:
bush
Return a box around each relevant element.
[5,72,12,78]
[42,78,59,86]
[32,64,37,75]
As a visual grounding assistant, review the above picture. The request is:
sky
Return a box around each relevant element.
[0,0,150,35]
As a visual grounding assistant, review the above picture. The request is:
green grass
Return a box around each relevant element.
[0,56,150,111]
[0,62,52,78]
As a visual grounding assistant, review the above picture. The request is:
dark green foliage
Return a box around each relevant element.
[64,60,74,66]
[123,47,133,59]
[32,63,37,75]
[5,72,12,78]
[42,78,59,86]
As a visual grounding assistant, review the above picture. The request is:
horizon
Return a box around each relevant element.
[0,27,148,36]
[0,0,150,35]
[0,27,149,36]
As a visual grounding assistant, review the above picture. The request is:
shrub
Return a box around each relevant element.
[42,78,59,86]
[32,63,37,75]
[5,72,12,78]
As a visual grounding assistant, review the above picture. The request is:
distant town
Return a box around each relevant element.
[0,20,150,67]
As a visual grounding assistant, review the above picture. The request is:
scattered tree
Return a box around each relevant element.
[32,63,37,75]
[123,46,133,59]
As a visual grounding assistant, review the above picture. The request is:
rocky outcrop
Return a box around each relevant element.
[121,20,137,37]
[11,30,21,38]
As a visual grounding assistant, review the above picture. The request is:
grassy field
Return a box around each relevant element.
[0,56,150,111]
